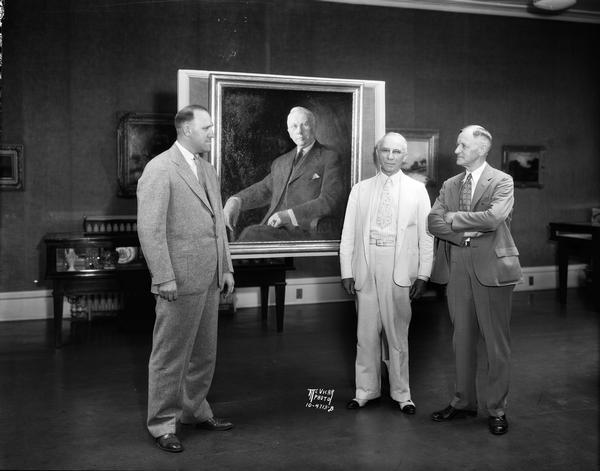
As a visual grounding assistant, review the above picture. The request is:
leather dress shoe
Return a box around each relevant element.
[155,433,183,453]
[488,415,508,435]
[399,402,416,415]
[346,398,380,410]
[431,405,477,422]
[197,417,234,431]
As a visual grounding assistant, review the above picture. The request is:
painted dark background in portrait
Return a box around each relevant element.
[220,87,353,239]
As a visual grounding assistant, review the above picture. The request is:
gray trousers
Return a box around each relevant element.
[147,281,220,438]
[447,245,514,417]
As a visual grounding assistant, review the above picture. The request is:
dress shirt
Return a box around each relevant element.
[175,141,198,179]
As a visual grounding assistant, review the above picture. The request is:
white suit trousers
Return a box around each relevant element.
[354,245,412,402]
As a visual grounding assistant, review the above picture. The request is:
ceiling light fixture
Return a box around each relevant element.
[531,0,577,11]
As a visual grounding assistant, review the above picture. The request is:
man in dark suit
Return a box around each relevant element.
[137,105,235,453]
[428,125,522,435]
[223,106,345,241]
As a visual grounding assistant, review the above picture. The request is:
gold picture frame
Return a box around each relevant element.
[178,70,385,257]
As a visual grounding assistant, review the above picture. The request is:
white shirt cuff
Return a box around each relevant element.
[288,209,298,227]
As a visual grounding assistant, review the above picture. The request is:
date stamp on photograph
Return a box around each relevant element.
[305,388,335,412]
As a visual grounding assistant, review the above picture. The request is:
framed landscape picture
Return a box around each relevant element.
[502,145,544,188]
[117,112,176,197]
[389,128,438,187]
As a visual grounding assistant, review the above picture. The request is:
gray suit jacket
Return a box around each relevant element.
[428,164,522,287]
[137,143,233,295]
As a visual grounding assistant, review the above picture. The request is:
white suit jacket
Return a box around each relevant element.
[339,171,433,289]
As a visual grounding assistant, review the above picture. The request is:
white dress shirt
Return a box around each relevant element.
[175,141,198,179]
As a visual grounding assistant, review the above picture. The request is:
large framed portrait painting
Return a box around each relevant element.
[178,70,385,256]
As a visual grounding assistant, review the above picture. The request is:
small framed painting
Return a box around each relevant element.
[502,145,544,188]
[0,144,24,191]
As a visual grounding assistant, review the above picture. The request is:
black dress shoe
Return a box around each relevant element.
[197,417,234,431]
[488,415,508,435]
[431,405,477,422]
[155,433,183,453]
[346,398,380,410]
[400,403,416,415]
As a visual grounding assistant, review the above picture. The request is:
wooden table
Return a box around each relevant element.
[549,222,599,309]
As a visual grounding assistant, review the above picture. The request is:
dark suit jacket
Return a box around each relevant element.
[137,143,233,295]
[234,141,345,231]
[428,164,522,287]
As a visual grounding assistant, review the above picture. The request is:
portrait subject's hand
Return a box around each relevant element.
[223,197,241,231]
[267,211,291,228]
[221,272,235,296]
[158,280,178,302]
[409,278,427,301]
[342,277,356,296]
[444,211,457,224]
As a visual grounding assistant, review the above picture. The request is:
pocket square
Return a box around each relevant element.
[311,173,321,180]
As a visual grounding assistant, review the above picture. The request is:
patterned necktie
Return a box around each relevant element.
[376,178,393,229]
[459,173,472,211]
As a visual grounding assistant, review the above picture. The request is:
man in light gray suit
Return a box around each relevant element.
[137,105,235,453]
[428,125,522,436]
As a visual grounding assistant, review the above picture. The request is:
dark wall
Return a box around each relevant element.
[1,0,599,291]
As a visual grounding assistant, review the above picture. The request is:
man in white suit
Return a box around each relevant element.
[340,132,433,414]
[137,105,235,453]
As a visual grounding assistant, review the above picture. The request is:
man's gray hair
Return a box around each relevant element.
[463,125,492,154]
[288,106,316,126]
[375,132,408,153]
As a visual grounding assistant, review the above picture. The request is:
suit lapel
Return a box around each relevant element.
[170,146,214,214]
[289,143,319,185]
[471,164,494,210]
[199,164,218,215]
[270,149,296,209]
[449,172,466,211]
[394,173,411,233]
[360,177,378,265]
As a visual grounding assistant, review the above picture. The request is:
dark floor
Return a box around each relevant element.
[0,288,598,470]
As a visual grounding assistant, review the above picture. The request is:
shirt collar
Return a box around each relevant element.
[297,140,316,155]
[377,170,403,186]
[464,161,486,180]
[175,140,196,164]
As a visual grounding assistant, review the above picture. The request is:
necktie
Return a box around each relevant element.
[193,155,213,211]
[375,178,393,229]
[193,154,202,182]
[459,173,472,211]
[294,149,304,166]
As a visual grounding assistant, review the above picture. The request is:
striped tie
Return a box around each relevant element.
[459,173,472,211]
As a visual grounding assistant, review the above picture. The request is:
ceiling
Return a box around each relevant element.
[321,0,600,24]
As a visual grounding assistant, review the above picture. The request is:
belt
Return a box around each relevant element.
[369,237,396,247]
[461,237,471,247]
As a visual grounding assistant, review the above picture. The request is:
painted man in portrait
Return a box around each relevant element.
[223,106,346,241]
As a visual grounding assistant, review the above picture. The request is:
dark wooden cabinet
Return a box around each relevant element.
[44,232,294,347]
[44,232,151,347]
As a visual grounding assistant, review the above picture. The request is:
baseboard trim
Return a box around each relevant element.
[0,264,588,321]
